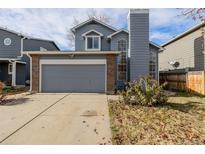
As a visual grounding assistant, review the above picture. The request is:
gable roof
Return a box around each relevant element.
[150,41,164,51]
[0,26,60,50]
[81,29,103,36]
[162,21,205,47]
[107,29,129,38]
[71,18,118,33]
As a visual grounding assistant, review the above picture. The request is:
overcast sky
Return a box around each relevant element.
[0,8,201,50]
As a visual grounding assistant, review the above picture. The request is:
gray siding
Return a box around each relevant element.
[0,29,21,58]
[23,39,59,51]
[16,63,26,85]
[75,22,115,51]
[128,9,150,81]
[110,32,129,51]
[0,62,12,85]
[22,39,59,80]
[194,36,204,70]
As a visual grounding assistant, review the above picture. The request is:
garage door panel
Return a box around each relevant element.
[41,64,105,93]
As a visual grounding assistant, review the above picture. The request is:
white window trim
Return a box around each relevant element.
[85,35,101,51]
[8,63,13,75]
[82,29,103,37]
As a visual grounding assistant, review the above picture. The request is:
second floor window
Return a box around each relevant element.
[86,36,100,50]
[118,39,127,51]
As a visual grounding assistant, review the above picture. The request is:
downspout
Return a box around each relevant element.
[9,60,16,87]
[26,52,32,93]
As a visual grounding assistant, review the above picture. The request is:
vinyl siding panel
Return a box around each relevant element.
[0,29,21,58]
[110,32,129,51]
[75,23,115,51]
[23,39,59,51]
[159,27,205,71]
[22,39,59,80]
[129,12,149,81]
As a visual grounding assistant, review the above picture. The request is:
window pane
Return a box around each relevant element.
[118,40,127,51]
[87,37,92,49]
[93,37,99,49]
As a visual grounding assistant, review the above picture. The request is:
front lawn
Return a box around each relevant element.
[109,93,205,144]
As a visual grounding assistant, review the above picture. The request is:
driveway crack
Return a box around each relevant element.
[0,93,70,144]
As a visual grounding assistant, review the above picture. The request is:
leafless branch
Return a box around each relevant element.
[179,8,205,21]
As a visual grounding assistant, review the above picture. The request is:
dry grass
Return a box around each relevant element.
[109,94,205,144]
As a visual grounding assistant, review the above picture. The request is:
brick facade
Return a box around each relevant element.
[31,54,117,94]
[31,55,40,93]
[106,54,117,94]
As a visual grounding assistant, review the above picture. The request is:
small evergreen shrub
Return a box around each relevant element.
[119,76,168,106]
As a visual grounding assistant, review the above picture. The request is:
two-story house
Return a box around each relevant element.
[0,27,59,87]
[159,22,205,72]
[71,15,161,85]
[27,9,162,94]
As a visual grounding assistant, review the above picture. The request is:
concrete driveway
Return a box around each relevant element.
[0,93,112,144]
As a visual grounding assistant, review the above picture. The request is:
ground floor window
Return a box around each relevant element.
[117,51,127,81]
[149,51,157,79]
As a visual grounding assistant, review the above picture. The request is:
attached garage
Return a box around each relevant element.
[40,60,106,93]
[28,51,119,94]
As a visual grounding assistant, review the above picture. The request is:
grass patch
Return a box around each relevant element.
[109,95,205,144]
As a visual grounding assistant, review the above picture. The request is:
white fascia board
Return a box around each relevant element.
[15,61,26,64]
[107,29,129,38]
[82,29,103,36]
[71,18,117,33]
[25,51,120,55]
[162,22,205,47]
[40,59,106,65]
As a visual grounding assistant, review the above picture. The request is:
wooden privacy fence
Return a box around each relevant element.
[160,70,205,95]
[187,71,205,95]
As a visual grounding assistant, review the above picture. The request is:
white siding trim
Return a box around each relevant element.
[40,59,106,65]
[39,59,107,93]
[11,61,16,86]
[82,29,103,36]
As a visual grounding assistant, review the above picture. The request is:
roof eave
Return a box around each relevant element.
[162,21,205,47]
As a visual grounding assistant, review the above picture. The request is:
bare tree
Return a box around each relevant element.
[179,8,205,21]
[66,9,112,49]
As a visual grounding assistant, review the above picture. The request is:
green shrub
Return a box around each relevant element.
[119,76,168,106]
[2,86,14,93]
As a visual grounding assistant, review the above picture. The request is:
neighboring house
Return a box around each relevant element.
[159,22,205,71]
[0,27,59,87]
[27,9,162,94]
